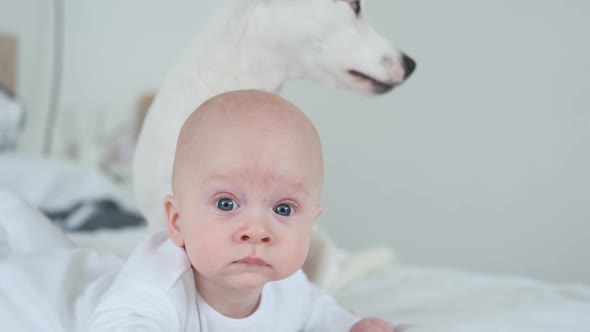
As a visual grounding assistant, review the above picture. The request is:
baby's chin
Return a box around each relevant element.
[225,265,301,290]
[224,272,277,291]
[196,263,300,292]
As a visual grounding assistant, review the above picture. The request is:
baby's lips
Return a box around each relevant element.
[236,256,269,266]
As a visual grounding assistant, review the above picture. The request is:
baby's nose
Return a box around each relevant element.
[235,225,272,244]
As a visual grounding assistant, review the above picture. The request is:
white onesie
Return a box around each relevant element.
[88,231,361,332]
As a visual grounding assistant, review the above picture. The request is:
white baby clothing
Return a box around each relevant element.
[88,231,360,332]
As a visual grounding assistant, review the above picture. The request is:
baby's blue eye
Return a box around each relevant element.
[216,198,238,211]
[274,203,294,216]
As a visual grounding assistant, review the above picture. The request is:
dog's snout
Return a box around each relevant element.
[401,53,416,79]
[381,55,394,67]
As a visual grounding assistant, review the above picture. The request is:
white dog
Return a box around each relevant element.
[133,0,415,289]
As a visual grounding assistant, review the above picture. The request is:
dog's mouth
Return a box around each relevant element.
[348,70,397,94]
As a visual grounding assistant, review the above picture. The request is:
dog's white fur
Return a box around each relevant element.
[133,0,413,289]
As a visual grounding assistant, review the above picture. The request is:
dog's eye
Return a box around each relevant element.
[349,0,361,16]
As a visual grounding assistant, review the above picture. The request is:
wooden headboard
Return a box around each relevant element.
[0,33,17,93]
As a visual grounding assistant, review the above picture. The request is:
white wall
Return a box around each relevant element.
[3,0,589,284]
[53,0,220,163]
[285,0,590,284]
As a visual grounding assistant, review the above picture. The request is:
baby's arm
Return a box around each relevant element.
[88,279,181,332]
[87,231,197,331]
[350,317,396,332]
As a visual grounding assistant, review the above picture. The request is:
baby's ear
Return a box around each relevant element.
[164,195,185,248]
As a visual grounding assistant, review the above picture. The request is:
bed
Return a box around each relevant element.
[1,151,590,332]
[337,265,590,331]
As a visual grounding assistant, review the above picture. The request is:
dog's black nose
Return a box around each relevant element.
[401,53,416,79]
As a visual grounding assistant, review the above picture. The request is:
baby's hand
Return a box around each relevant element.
[350,317,396,332]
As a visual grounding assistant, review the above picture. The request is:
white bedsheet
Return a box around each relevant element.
[336,265,590,331]
[0,153,136,212]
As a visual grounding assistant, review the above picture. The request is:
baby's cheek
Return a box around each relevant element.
[185,237,223,274]
[278,233,311,276]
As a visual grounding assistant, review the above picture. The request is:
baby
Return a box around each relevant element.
[90,90,395,331]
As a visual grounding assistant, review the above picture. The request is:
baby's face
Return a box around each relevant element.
[168,107,323,291]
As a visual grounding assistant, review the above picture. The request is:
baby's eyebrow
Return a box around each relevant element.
[259,175,312,197]
[279,188,309,201]
[201,172,312,197]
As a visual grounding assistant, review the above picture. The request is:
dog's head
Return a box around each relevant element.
[257,0,416,95]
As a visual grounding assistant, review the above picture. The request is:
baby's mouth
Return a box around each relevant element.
[234,256,270,267]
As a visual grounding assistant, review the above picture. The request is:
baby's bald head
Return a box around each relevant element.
[172,90,324,199]
[165,91,326,288]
